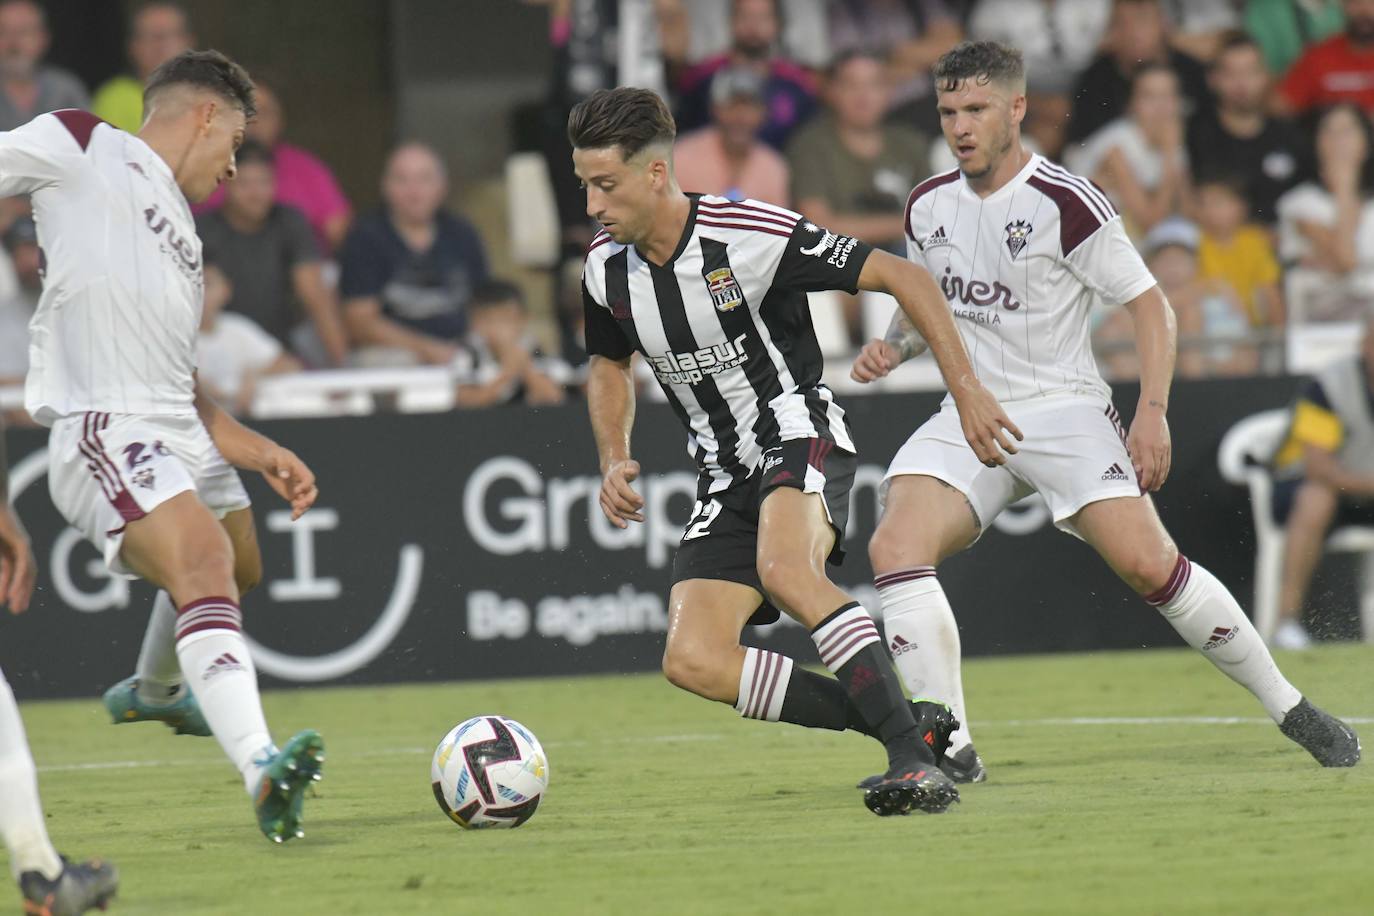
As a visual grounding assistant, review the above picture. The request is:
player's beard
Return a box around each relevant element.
[960,120,1015,181]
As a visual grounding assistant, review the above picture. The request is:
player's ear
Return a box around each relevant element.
[1009,90,1027,127]
[199,98,219,137]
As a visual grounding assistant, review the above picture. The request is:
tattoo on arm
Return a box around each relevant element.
[884,312,928,363]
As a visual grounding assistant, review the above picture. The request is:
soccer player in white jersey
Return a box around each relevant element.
[7,50,325,843]
[852,41,1359,781]
[574,87,1023,814]
[1,417,118,914]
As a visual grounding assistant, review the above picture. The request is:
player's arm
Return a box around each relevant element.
[0,414,37,613]
[0,114,84,197]
[850,309,929,383]
[1122,285,1175,492]
[193,378,318,520]
[857,249,1023,466]
[581,277,642,528]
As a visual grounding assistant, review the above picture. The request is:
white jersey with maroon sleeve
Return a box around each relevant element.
[4,109,203,426]
[903,153,1156,406]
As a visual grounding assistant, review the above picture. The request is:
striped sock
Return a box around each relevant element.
[175,597,275,793]
[734,648,872,733]
[812,603,931,767]
[1148,555,1302,722]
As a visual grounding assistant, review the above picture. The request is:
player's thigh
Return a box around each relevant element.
[871,474,986,570]
[663,577,762,697]
[1012,398,1140,530]
[219,507,263,596]
[120,491,237,601]
[755,486,839,594]
[1069,494,1178,595]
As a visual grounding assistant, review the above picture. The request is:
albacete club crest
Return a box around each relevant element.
[1004,219,1032,259]
[704,266,744,312]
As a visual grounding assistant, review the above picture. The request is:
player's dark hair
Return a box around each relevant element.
[469,280,527,313]
[932,41,1025,94]
[234,138,273,169]
[567,88,676,160]
[144,49,256,119]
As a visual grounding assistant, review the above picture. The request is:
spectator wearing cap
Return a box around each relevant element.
[1187,32,1305,225]
[673,66,790,206]
[0,215,38,387]
[196,261,302,417]
[90,1,193,133]
[339,142,491,367]
[197,79,352,254]
[1245,0,1345,77]
[195,140,350,367]
[1277,0,1374,117]
[1065,0,1211,147]
[0,0,86,131]
[675,0,817,150]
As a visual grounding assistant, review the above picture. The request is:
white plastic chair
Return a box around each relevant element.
[1218,409,1374,642]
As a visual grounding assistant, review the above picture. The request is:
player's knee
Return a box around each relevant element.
[661,640,724,698]
[868,522,930,574]
[1126,546,1181,597]
[169,527,237,598]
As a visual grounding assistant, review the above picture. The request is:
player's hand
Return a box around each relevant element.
[1128,404,1172,492]
[955,384,1023,467]
[850,339,900,383]
[0,505,37,615]
[599,459,644,528]
[260,446,319,520]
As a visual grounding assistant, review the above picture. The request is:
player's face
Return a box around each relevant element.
[573,146,664,245]
[937,78,1023,180]
[183,102,246,204]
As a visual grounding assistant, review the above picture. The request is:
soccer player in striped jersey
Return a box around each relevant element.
[1,416,118,914]
[853,41,1359,781]
[573,87,1021,814]
[5,51,324,842]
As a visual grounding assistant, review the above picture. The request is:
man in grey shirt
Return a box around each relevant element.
[0,0,87,131]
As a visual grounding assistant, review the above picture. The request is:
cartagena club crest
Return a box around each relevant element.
[1004,219,1032,259]
[704,266,744,312]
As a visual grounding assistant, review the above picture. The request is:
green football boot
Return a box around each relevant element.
[101,676,211,737]
[254,729,325,843]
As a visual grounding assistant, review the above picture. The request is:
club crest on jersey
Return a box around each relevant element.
[704,266,745,312]
[1004,219,1033,259]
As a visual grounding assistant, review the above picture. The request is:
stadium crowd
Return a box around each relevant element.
[0,0,1371,420]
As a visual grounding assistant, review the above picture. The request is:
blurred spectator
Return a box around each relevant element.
[674,66,789,205]
[787,51,929,250]
[0,216,38,385]
[196,261,302,417]
[1066,0,1210,146]
[967,0,1111,159]
[339,142,490,367]
[1187,32,1305,225]
[682,0,831,70]
[90,1,193,132]
[1069,62,1189,238]
[1194,175,1284,329]
[194,141,350,367]
[454,281,571,408]
[1159,0,1241,61]
[1245,0,1345,77]
[675,0,817,149]
[1277,103,1374,321]
[197,79,352,254]
[1277,0,1374,116]
[0,0,86,131]
[827,0,963,130]
[1270,316,1374,649]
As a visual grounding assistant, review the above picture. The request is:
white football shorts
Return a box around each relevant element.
[47,412,251,577]
[883,394,1141,537]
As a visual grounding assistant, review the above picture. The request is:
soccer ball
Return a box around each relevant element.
[430,715,549,829]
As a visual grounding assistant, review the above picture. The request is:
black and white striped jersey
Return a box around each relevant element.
[583,194,873,497]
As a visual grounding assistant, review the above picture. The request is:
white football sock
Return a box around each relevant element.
[175,597,275,794]
[1148,556,1303,723]
[876,567,974,752]
[734,647,794,722]
[136,590,182,705]
[0,671,63,880]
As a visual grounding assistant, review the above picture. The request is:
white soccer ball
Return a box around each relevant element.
[430,715,549,829]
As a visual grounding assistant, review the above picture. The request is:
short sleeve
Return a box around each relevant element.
[338,223,389,299]
[1062,218,1157,306]
[0,112,89,196]
[279,205,321,265]
[772,218,874,294]
[583,279,633,360]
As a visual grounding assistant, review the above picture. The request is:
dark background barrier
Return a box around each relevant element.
[0,377,1314,699]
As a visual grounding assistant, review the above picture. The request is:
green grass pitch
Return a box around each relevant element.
[10,644,1373,915]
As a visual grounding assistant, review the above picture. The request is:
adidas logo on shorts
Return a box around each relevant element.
[1101,463,1129,481]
